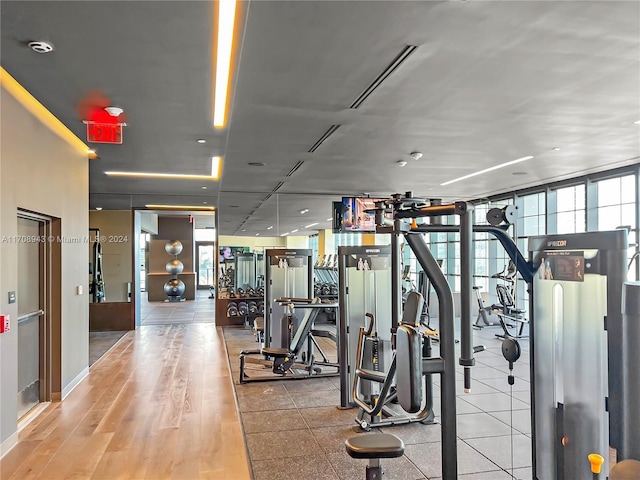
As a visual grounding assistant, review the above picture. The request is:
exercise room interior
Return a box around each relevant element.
[1,1,639,479]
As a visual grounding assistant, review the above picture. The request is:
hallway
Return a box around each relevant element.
[0,323,251,480]
[141,289,216,325]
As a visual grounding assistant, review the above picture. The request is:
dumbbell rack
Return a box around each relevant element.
[216,294,264,326]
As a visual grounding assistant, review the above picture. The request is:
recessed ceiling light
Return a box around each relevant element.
[241,229,246,232]
[291,229,299,233]
[211,156,222,178]
[441,155,534,186]
[634,120,640,125]
[196,139,206,144]
[299,209,309,214]
[397,160,407,167]
[266,226,273,230]
[95,207,103,211]
[512,171,528,176]
[326,218,333,221]
[248,162,266,167]
[202,186,207,189]
[28,41,54,54]
[409,151,423,160]
[281,232,289,237]
[255,233,260,236]
[203,202,208,204]
[552,147,561,151]
[305,223,318,228]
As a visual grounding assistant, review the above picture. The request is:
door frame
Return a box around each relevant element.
[16,210,62,406]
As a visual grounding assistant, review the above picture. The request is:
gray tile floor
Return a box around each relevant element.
[140,289,216,325]
[88,330,127,366]
[223,320,533,480]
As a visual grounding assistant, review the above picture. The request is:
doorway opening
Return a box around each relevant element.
[16,211,61,420]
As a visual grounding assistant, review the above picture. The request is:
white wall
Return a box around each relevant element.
[285,236,309,249]
[218,235,286,252]
[1,86,88,446]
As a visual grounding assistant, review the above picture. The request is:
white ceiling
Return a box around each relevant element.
[2,1,639,235]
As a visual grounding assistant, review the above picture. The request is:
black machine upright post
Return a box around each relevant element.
[390,219,403,332]
[405,233,457,480]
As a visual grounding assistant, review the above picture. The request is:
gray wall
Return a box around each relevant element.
[139,212,158,235]
[1,86,89,446]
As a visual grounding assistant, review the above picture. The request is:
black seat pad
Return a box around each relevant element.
[345,433,405,459]
[260,347,290,358]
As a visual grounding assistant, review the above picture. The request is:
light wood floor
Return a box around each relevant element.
[0,324,251,480]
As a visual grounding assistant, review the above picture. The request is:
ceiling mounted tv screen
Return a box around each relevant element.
[341,197,387,233]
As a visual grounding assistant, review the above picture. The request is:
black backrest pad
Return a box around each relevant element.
[396,324,423,413]
[289,298,321,354]
[401,291,424,327]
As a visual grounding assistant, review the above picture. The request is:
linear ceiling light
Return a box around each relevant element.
[145,204,216,211]
[211,156,222,178]
[106,170,220,180]
[280,232,289,237]
[440,156,534,186]
[213,0,238,128]
[304,223,318,229]
[1,67,91,157]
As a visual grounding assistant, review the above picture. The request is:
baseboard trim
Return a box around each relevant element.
[0,430,19,459]
[17,402,51,432]
[62,366,89,400]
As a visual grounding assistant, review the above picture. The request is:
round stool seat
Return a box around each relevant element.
[261,347,290,358]
[610,459,640,480]
[345,433,405,460]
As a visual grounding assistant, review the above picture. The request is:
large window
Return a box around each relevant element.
[596,175,636,230]
[309,234,319,262]
[333,233,362,252]
[554,185,586,234]
[596,175,637,280]
[472,204,490,292]
[518,192,546,237]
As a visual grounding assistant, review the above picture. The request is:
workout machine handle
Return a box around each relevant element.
[364,313,376,336]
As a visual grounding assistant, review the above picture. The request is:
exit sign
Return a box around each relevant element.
[86,122,123,144]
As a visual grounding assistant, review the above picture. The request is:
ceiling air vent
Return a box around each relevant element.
[349,45,418,109]
[308,124,341,153]
[286,161,304,177]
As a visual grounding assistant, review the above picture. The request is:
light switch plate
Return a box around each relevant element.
[8,291,16,304]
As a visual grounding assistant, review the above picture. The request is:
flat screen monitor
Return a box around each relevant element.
[219,246,250,263]
[341,197,387,232]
